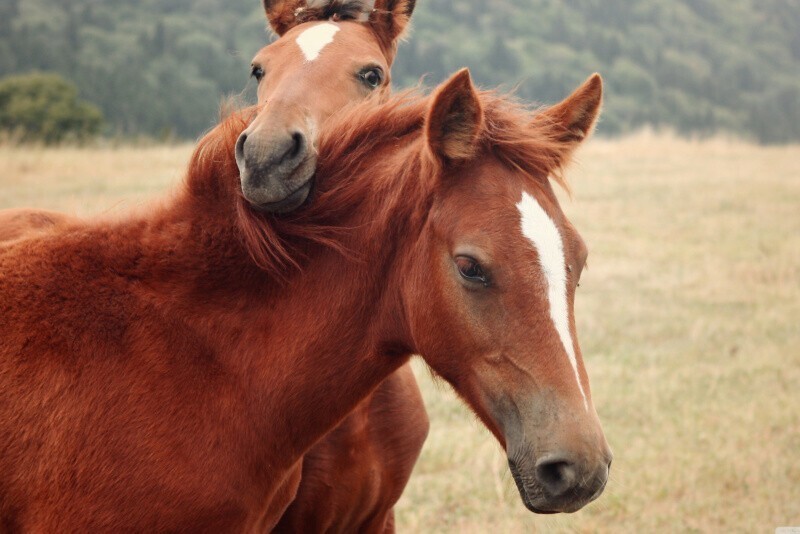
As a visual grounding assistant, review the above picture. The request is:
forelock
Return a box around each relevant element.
[299,0,374,23]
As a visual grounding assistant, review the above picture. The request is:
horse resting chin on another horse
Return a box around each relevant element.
[0,68,611,530]
[0,1,430,532]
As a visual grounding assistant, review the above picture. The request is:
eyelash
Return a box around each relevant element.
[251,66,265,82]
[455,256,490,287]
[358,66,384,89]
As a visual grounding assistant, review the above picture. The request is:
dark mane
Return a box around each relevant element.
[291,1,411,60]
[185,89,581,279]
[296,0,373,24]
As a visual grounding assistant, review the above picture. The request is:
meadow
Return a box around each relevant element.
[1,134,798,532]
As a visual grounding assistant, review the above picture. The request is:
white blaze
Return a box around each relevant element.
[517,191,588,410]
[295,22,340,62]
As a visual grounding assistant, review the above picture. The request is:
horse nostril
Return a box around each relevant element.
[535,457,577,497]
[235,133,248,163]
[287,131,305,161]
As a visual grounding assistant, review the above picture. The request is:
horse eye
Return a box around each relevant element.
[455,256,489,286]
[251,65,265,82]
[359,67,383,89]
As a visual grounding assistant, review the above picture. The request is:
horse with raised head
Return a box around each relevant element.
[239,0,416,213]
[241,2,431,530]
[0,0,428,531]
[0,69,611,530]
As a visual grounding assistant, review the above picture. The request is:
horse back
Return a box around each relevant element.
[0,208,74,245]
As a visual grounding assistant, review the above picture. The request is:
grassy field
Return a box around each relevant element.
[1,134,798,532]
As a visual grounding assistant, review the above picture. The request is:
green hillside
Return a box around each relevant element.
[1,0,798,142]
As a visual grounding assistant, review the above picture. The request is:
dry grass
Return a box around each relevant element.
[1,134,798,532]
[0,143,194,215]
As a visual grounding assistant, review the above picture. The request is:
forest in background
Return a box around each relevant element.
[1,0,798,142]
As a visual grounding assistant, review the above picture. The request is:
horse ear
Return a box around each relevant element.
[536,73,603,146]
[263,0,307,36]
[369,0,416,55]
[426,68,483,162]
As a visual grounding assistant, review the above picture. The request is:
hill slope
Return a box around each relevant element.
[1,0,798,142]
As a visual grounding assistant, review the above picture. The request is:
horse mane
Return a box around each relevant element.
[185,105,254,204]
[184,89,581,281]
[181,103,362,280]
[311,88,577,207]
[289,89,580,269]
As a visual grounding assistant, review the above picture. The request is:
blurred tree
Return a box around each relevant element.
[1,0,798,142]
[0,73,104,143]
[0,0,19,39]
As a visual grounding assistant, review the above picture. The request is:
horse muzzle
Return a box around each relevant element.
[508,448,611,514]
[236,128,316,213]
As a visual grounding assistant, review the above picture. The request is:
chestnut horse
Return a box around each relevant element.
[0,0,428,532]
[0,70,611,529]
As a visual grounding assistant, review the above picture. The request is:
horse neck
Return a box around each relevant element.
[229,139,432,465]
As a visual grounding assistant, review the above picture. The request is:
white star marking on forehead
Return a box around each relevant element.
[517,191,588,411]
[295,22,340,62]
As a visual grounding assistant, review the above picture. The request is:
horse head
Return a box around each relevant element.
[236,0,415,212]
[403,70,612,513]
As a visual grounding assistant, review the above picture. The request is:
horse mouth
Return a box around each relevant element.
[508,458,562,514]
[508,457,605,514]
[252,177,314,214]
